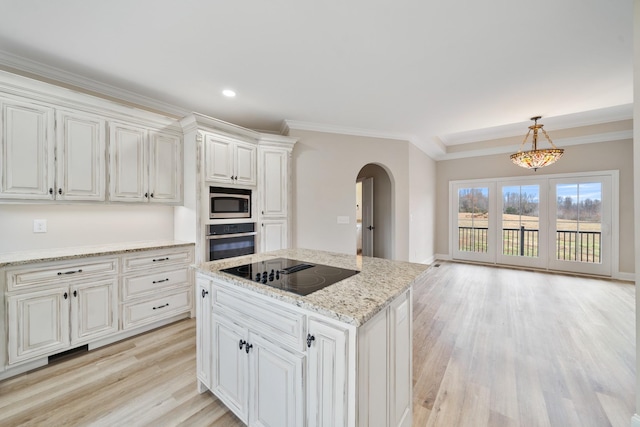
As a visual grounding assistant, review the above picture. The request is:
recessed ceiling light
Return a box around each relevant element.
[222,89,236,97]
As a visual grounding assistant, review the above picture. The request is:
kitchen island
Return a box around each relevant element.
[194,248,430,427]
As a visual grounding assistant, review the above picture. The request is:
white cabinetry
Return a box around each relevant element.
[0,72,182,205]
[204,134,256,186]
[5,257,119,365]
[120,246,194,329]
[196,271,413,427]
[205,277,305,426]
[196,277,212,392]
[56,109,106,201]
[260,220,287,253]
[258,139,296,253]
[1,243,195,380]
[109,122,182,204]
[307,317,349,427]
[0,99,108,201]
[0,98,54,199]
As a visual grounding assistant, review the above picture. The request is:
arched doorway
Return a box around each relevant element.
[356,164,393,259]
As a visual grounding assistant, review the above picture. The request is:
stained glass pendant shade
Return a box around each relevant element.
[510,116,564,171]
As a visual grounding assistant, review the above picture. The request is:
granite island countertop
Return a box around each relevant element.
[0,240,195,268]
[194,248,431,326]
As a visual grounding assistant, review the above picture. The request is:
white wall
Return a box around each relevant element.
[409,143,437,263]
[289,129,436,263]
[0,204,174,253]
[435,138,635,275]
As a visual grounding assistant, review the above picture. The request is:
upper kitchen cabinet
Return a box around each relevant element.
[0,99,106,201]
[56,109,106,201]
[204,133,256,186]
[0,71,183,205]
[108,122,182,204]
[0,98,55,200]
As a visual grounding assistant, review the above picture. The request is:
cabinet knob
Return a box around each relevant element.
[245,343,253,354]
[307,334,315,348]
[144,192,149,198]
[239,339,246,350]
[63,292,68,300]
[49,188,53,195]
[150,193,154,198]
[202,289,209,298]
[58,188,62,195]
[73,290,77,298]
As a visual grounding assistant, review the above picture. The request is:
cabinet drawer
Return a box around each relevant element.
[122,268,189,301]
[121,288,192,330]
[212,281,305,351]
[6,258,118,291]
[121,247,193,272]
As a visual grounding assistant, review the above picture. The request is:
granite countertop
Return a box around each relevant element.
[0,240,195,267]
[194,248,431,326]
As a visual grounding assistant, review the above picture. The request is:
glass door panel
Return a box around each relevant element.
[452,183,495,263]
[497,183,546,268]
[549,177,611,276]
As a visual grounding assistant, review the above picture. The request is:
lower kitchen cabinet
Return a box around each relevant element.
[7,287,70,364]
[196,278,212,392]
[306,317,349,427]
[1,243,195,380]
[7,279,118,364]
[197,272,413,427]
[260,219,287,252]
[211,315,304,427]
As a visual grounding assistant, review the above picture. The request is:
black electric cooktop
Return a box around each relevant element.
[220,258,360,296]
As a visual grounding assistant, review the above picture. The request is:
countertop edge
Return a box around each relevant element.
[0,240,196,267]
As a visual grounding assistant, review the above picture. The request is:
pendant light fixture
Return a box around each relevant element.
[510,116,564,171]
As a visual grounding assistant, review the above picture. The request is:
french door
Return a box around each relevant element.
[451,172,615,276]
[548,175,612,276]
[452,182,496,263]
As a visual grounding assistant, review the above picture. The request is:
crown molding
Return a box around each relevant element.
[282,119,447,160]
[436,129,633,161]
[0,49,191,118]
[440,104,633,146]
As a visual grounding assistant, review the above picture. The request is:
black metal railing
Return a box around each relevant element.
[458,226,601,263]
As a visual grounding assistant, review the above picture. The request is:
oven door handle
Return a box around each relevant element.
[207,232,257,240]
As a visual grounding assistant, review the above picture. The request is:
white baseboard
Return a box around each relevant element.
[614,271,635,282]
[631,414,640,427]
[435,253,452,261]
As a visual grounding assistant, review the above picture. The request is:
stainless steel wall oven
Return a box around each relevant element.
[206,223,256,261]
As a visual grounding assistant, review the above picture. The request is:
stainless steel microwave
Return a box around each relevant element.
[209,187,251,219]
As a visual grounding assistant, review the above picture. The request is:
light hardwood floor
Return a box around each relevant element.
[0,261,635,426]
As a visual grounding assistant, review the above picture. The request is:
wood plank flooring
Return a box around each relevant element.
[0,261,635,426]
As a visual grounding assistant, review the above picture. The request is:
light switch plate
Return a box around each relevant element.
[33,219,47,233]
[337,216,350,224]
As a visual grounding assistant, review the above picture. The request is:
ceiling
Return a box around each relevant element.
[0,0,633,158]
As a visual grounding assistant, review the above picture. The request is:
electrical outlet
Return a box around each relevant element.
[33,219,47,233]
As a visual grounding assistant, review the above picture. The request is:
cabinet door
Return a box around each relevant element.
[70,279,118,345]
[149,131,182,204]
[389,290,412,427]
[307,317,349,427]
[212,316,249,423]
[56,110,106,201]
[235,141,257,186]
[249,333,304,427]
[7,287,70,364]
[204,135,234,183]
[196,278,212,390]
[261,220,288,252]
[0,99,55,199]
[259,148,287,217]
[109,122,148,202]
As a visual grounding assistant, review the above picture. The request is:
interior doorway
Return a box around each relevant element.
[356,164,393,259]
